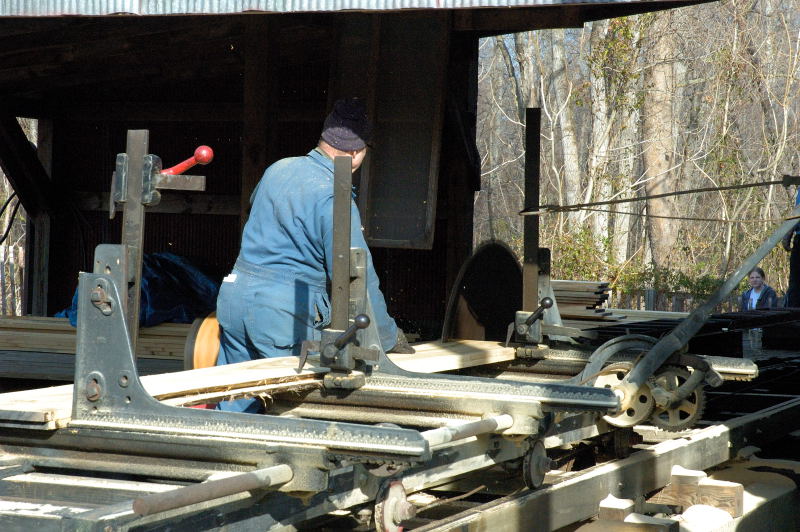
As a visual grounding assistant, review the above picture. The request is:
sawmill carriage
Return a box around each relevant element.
[0,1,779,530]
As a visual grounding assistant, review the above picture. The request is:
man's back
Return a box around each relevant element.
[240,150,333,284]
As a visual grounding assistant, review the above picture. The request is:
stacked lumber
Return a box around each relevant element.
[0,316,190,360]
[552,280,624,321]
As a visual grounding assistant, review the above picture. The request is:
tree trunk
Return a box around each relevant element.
[550,29,582,225]
[641,12,679,268]
[588,20,613,248]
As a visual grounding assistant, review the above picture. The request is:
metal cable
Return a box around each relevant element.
[579,207,791,224]
[522,179,786,216]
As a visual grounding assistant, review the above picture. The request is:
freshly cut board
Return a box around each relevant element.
[0,340,516,430]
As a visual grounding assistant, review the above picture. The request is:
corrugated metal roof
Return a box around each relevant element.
[0,0,686,16]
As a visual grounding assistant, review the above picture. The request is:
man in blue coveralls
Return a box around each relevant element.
[215,98,413,413]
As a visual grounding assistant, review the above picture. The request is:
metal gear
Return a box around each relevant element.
[593,362,655,428]
[648,365,706,432]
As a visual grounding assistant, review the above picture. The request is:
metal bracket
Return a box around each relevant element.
[508,297,554,346]
[109,153,128,220]
[72,244,432,466]
[141,154,163,206]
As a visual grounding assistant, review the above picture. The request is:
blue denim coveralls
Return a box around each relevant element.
[216,148,398,412]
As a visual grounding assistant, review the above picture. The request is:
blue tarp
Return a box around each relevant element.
[56,252,220,327]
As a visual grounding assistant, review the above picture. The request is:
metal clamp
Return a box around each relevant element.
[507,297,554,345]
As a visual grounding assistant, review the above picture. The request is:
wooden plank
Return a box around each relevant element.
[598,494,635,521]
[0,317,191,359]
[0,350,181,381]
[161,380,323,407]
[577,517,678,532]
[553,280,610,288]
[650,465,743,518]
[606,309,690,320]
[390,340,515,373]
[0,340,515,429]
[75,190,240,216]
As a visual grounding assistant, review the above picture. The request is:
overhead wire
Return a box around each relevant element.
[579,207,793,224]
[521,178,789,216]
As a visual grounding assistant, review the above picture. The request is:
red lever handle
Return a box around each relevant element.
[161,145,214,175]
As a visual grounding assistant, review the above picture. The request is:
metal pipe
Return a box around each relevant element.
[618,205,800,408]
[421,414,514,447]
[271,402,479,428]
[132,464,292,516]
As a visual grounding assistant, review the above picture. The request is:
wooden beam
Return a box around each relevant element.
[453,6,584,34]
[75,191,240,216]
[598,494,636,521]
[651,465,744,518]
[0,39,243,97]
[452,2,714,35]
[0,113,55,217]
[240,16,275,228]
[25,118,52,315]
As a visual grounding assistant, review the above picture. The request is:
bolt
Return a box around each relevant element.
[86,379,101,402]
[90,286,113,315]
[539,457,556,473]
[394,501,416,523]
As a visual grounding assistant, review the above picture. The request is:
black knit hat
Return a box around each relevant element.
[321,98,372,151]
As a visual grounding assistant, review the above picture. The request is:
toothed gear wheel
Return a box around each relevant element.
[648,365,706,432]
[593,362,655,428]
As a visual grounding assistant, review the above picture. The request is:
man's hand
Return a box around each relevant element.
[387,328,415,354]
[782,232,793,252]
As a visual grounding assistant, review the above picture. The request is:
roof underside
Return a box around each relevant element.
[1,0,709,16]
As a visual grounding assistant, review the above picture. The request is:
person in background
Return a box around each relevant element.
[782,187,800,307]
[740,267,778,311]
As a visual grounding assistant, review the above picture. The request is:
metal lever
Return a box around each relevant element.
[296,315,371,373]
[334,314,370,349]
[507,297,554,347]
[322,314,371,366]
[523,297,553,328]
[161,145,214,175]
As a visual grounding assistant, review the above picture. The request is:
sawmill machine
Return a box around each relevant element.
[0,130,626,531]
[0,124,780,530]
[437,110,778,436]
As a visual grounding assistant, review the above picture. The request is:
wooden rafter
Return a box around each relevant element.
[0,113,54,217]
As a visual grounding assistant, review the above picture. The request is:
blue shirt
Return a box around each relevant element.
[217,148,398,360]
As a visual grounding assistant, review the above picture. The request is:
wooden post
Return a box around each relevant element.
[27,118,52,316]
[0,246,6,315]
[240,16,275,230]
[645,289,656,311]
